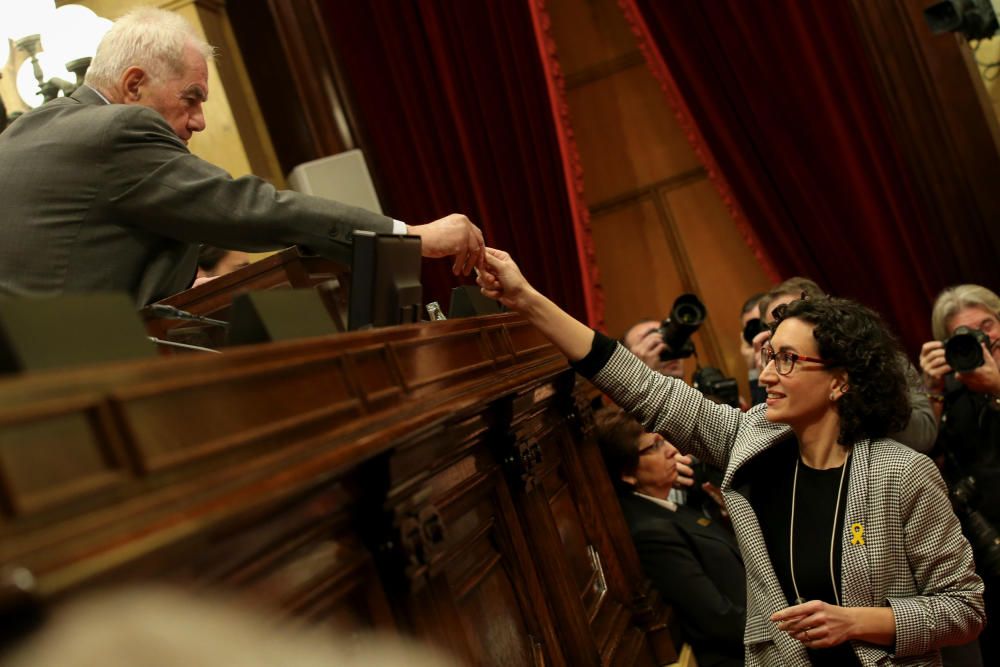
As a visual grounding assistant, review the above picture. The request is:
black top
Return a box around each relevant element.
[570,330,617,378]
[744,440,860,666]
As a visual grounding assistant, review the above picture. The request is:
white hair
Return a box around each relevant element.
[931,284,1000,341]
[84,7,214,92]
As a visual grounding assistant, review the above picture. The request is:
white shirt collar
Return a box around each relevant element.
[634,491,677,513]
[85,85,111,105]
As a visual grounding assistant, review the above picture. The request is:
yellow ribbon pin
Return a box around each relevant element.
[851,523,865,545]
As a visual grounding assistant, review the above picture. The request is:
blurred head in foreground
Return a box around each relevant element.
[2,587,457,667]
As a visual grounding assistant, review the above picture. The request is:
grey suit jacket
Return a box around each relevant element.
[0,86,393,305]
[591,345,985,667]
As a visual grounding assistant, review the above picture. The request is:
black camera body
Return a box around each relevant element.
[944,325,990,373]
[658,293,706,361]
[948,475,1000,579]
[924,0,998,40]
[693,366,740,407]
[742,317,765,345]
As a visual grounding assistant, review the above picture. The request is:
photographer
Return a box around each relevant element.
[920,284,1000,665]
[622,319,688,380]
[739,293,768,407]
[621,302,732,517]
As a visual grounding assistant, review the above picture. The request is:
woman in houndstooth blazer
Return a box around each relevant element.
[477,249,984,666]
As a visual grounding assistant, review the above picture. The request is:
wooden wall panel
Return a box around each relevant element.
[566,65,701,207]
[546,0,638,78]
[663,181,772,387]
[552,0,773,399]
[588,198,686,338]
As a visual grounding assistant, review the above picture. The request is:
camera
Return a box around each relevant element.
[944,325,990,373]
[948,476,1000,579]
[693,366,739,407]
[924,0,998,39]
[658,293,706,361]
[742,317,765,346]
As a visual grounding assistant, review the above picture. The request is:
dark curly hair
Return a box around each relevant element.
[771,297,910,445]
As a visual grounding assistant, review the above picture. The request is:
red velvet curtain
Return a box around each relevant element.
[320,0,601,327]
[620,0,969,354]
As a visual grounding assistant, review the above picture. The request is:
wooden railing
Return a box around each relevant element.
[0,311,677,666]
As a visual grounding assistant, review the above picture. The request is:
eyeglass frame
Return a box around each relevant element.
[638,438,669,456]
[760,345,833,376]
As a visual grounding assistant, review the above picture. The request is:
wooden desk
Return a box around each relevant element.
[145,247,350,345]
[0,315,676,665]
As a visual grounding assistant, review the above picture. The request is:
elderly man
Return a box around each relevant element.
[0,8,483,306]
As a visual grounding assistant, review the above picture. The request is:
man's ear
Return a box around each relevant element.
[121,66,147,102]
[621,473,637,486]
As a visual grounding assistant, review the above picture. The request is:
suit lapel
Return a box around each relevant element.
[840,439,874,607]
[722,415,791,492]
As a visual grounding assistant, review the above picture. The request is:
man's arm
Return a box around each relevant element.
[105,107,482,270]
[889,360,937,453]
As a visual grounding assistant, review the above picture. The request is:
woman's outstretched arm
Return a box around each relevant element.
[477,248,596,361]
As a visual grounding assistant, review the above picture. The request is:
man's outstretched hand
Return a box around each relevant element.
[407,214,485,275]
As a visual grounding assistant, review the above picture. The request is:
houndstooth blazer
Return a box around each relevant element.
[588,344,984,667]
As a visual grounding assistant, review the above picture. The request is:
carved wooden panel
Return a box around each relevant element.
[422,472,561,666]
[0,315,676,664]
[0,398,129,519]
[112,356,362,473]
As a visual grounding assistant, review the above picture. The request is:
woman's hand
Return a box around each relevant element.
[673,452,695,489]
[919,340,950,394]
[772,601,855,648]
[476,247,594,361]
[771,601,895,649]
[477,247,536,312]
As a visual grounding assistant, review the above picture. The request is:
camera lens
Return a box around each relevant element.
[944,326,987,373]
[658,294,706,362]
[742,318,764,345]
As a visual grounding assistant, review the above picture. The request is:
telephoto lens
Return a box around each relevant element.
[944,326,990,373]
[742,317,764,345]
[658,294,706,361]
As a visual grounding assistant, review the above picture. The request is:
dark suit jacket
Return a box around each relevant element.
[0,86,394,305]
[619,492,746,667]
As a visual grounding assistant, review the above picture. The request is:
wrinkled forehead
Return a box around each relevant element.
[169,42,209,87]
[948,305,1000,333]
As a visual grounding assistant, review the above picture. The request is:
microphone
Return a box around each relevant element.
[145,304,228,327]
